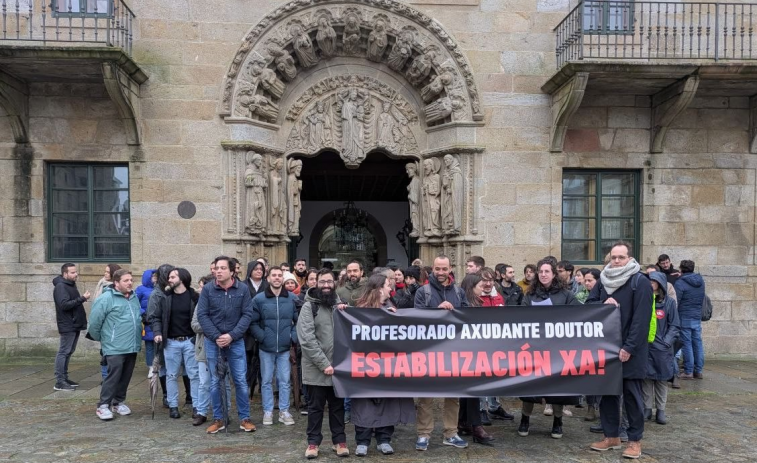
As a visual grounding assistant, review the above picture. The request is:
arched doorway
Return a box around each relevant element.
[309,203,387,270]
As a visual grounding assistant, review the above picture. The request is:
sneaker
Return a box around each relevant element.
[344,410,351,424]
[305,444,319,459]
[589,423,604,433]
[550,417,563,439]
[240,418,256,432]
[415,437,429,451]
[300,408,309,416]
[355,444,368,457]
[54,381,75,391]
[543,404,553,416]
[279,411,295,426]
[518,415,530,437]
[562,408,573,417]
[671,375,681,389]
[65,378,79,387]
[680,373,694,380]
[263,411,273,425]
[377,443,394,455]
[590,437,622,451]
[113,403,131,416]
[442,434,468,448]
[147,367,154,379]
[622,441,642,459]
[488,406,514,420]
[96,404,113,420]
[192,414,207,426]
[206,419,226,434]
[332,443,349,457]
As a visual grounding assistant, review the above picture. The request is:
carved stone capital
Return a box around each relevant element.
[549,72,588,153]
[102,62,142,146]
[650,75,700,154]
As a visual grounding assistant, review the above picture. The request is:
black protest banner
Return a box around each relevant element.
[332,305,622,398]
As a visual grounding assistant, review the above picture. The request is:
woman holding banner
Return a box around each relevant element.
[519,258,580,439]
[457,274,496,445]
[350,274,416,457]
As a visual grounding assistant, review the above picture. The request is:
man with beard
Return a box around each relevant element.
[336,259,365,306]
[588,241,653,459]
[656,254,681,286]
[413,255,469,451]
[500,264,524,306]
[53,263,90,391]
[297,268,348,459]
[293,259,308,288]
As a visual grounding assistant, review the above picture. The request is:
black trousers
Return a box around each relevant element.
[307,385,346,445]
[99,353,137,407]
[600,378,645,441]
[458,397,482,426]
[355,425,394,445]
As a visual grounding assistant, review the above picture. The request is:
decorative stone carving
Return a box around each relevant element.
[406,161,421,237]
[441,154,463,234]
[336,87,370,166]
[406,46,438,87]
[422,157,442,236]
[268,157,287,233]
[425,96,463,124]
[290,23,319,68]
[305,101,332,148]
[245,151,268,234]
[420,69,452,103]
[238,92,279,122]
[249,60,285,99]
[268,45,297,81]
[367,19,388,62]
[342,13,362,55]
[287,158,303,235]
[315,15,337,57]
[387,29,414,71]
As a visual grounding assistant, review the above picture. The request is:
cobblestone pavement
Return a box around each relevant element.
[0,359,755,462]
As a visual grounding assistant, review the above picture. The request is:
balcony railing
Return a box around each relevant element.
[555,1,756,68]
[0,0,134,56]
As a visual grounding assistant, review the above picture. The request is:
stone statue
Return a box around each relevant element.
[342,14,362,55]
[291,24,319,68]
[287,159,303,234]
[387,30,413,71]
[406,48,438,87]
[421,71,453,103]
[269,157,287,233]
[268,45,297,81]
[422,157,442,236]
[366,19,388,62]
[249,61,285,99]
[406,162,421,237]
[306,100,332,148]
[425,96,459,124]
[316,16,337,57]
[337,88,367,164]
[376,101,396,149]
[442,154,464,234]
[240,93,279,122]
[245,152,268,234]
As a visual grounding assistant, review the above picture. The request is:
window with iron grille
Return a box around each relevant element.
[562,170,640,264]
[47,163,130,262]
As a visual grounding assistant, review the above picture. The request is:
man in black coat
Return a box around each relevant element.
[53,263,91,391]
[588,241,652,460]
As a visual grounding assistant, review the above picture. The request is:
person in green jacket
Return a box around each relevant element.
[88,269,142,421]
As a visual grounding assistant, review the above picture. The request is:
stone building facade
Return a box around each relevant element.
[0,0,755,357]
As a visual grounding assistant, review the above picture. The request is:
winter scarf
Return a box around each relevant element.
[600,258,641,295]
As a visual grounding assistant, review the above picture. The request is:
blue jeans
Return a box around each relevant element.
[205,338,250,421]
[145,341,155,367]
[680,319,704,375]
[165,338,200,407]
[197,360,231,418]
[260,350,291,413]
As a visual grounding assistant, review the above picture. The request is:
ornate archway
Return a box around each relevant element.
[219,0,485,271]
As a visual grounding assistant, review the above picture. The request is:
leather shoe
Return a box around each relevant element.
[671,375,681,389]
[489,406,514,420]
[169,407,181,419]
[192,407,198,419]
[472,425,494,444]
[192,414,207,426]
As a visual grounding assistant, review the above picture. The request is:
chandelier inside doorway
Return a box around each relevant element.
[332,201,369,251]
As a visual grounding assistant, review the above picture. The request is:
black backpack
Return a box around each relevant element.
[701,294,713,321]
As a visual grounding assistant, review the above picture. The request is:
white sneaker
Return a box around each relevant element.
[263,411,273,425]
[147,367,154,379]
[279,411,295,425]
[544,404,553,416]
[113,403,131,416]
[562,408,573,417]
[96,404,114,420]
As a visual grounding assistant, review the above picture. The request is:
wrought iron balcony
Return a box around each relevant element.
[555,1,757,68]
[0,0,134,55]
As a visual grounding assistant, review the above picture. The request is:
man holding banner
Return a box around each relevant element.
[588,241,653,460]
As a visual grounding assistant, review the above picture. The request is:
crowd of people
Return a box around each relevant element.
[50,243,708,460]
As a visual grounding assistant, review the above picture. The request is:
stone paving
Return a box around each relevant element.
[0,359,756,462]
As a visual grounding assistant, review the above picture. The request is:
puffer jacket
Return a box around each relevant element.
[501,282,524,306]
[250,286,299,353]
[297,288,343,387]
[196,278,254,342]
[673,272,705,321]
[87,287,142,356]
[523,285,579,306]
[53,276,88,334]
[136,269,155,341]
[647,272,681,381]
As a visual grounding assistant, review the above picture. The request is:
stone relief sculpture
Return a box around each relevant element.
[268,45,298,81]
[387,30,413,71]
[245,152,268,234]
[305,101,332,148]
[342,14,362,55]
[287,158,303,235]
[366,19,388,62]
[422,157,442,236]
[337,88,369,165]
[249,61,285,99]
[239,93,279,122]
[316,16,337,57]
[425,96,459,124]
[269,157,287,233]
[421,70,453,103]
[376,101,397,149]
[406,47,438,87]
[291,24,319,68]
[406,161,421,237]
[442,154,463,234]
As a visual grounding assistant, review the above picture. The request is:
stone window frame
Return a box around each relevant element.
[47,162,131,263]
[561,169,641,264]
